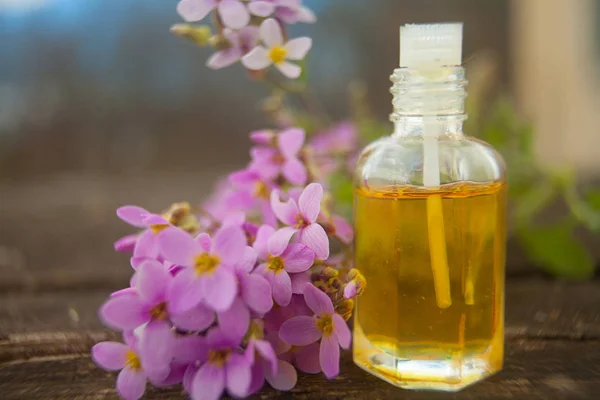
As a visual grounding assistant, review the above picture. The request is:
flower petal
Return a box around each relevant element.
[195,232,212,252]
[100,294,149,330]
[183,363,199,393]
[247,361,265,395]
[177,0,216,22]
[217,298,250,343]
[260,18,283,47]
[281,244,314,273]
[267,226,296,256]
[343,281,357,299]
[91,342,128,371]
[133,230,158,259]
[272,271,292,307]
[207,49,242,70]
[192,363,225,400]
[270,190,299,225]
[265,360,297,391]
[171,302,215,332]
[297,5,317,23]
[226,353,252,397]
[173,335,208,364]
[319,335,340,379]
[253,225,275,260]
[242,46,271,70]
[158,227,197,267]
[117,366,147,400]
[254,339,278,374]
[248,0,275,17]
[275,61,302,79]
[290,271,311,294]
[233,246,258,274]
[202,267,238,312]
[299,223,330,260]
[139,321,173,381]
[116,206,149,228]
[265,331,291,355]
[279,316,321,346]
[332,215,354,244]
[114,234,138,253]
[242,274,273,315]
[278,128,305,158]
[303,284,334,315]
[285,37,312,60]
[218,0,250,29]
[294,342,321,374]
[282,158,307,186]
[136,259,169,304]
[212,225,246,266]
[298,183,323,223]
[333,313,351,349]
[166,269,204,314]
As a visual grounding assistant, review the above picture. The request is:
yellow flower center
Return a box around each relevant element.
[269,46,288,65]
[150,224,170,235]
[294,214,308,229]
[149,302,168,321]
[315,313,334,337]
[208,349,231,367]
[266,255,285,274]
[254,181,270,199]
[125,350,141,371]
[195,252,220,276]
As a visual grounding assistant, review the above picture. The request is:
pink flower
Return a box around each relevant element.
[177,0,250,29]
[246,335,298,393]
[188,328,253,400]
[92,335,150,400]
[278,284,350,378]
[218,246,273,342]
[250,127,308,185]
[248,0,316,24]
[270,183,330,260]
[116,206,171,258]
[242,18,312,79]
[322,214,354,244]
[207,26,259,70]
[158,225,245,313]
[100,260,214,370]
[253,224,315,306]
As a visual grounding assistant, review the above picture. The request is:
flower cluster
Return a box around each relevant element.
[94,123,365,400]
[174,0,314,78]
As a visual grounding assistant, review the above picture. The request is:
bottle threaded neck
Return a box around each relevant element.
[389,66,468,123]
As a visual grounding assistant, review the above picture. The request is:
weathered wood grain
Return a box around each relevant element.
[0,280,599,399]
[0,339,598,400]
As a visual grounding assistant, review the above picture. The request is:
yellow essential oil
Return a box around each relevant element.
[352,23,507,391]
[353,181,506,391]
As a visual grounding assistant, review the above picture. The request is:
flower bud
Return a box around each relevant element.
[170,24,212,47]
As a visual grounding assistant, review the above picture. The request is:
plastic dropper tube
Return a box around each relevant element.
[400,23,464,309]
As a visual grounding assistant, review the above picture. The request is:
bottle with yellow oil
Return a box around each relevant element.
[353,23,507,391]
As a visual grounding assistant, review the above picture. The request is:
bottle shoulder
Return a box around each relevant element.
[354,134,506,188]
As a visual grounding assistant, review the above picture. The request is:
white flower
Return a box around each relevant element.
[242,18,312,79]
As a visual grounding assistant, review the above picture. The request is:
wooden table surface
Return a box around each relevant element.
[0,278,598,400]
[1,175,599,399]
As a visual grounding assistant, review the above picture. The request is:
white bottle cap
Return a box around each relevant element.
[400,23,463,67]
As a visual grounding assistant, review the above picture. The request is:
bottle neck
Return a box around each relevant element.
[389,66,467,137]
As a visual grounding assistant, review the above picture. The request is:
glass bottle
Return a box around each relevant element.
[352,23,507,391]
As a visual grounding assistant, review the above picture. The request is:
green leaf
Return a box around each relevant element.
[518,223,595,279]
[330,172,354,208]
[513,180,556,227]
[586,189,600,210]
[564,185,600,233]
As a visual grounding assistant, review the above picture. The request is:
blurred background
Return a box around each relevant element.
[0,0,599,292]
